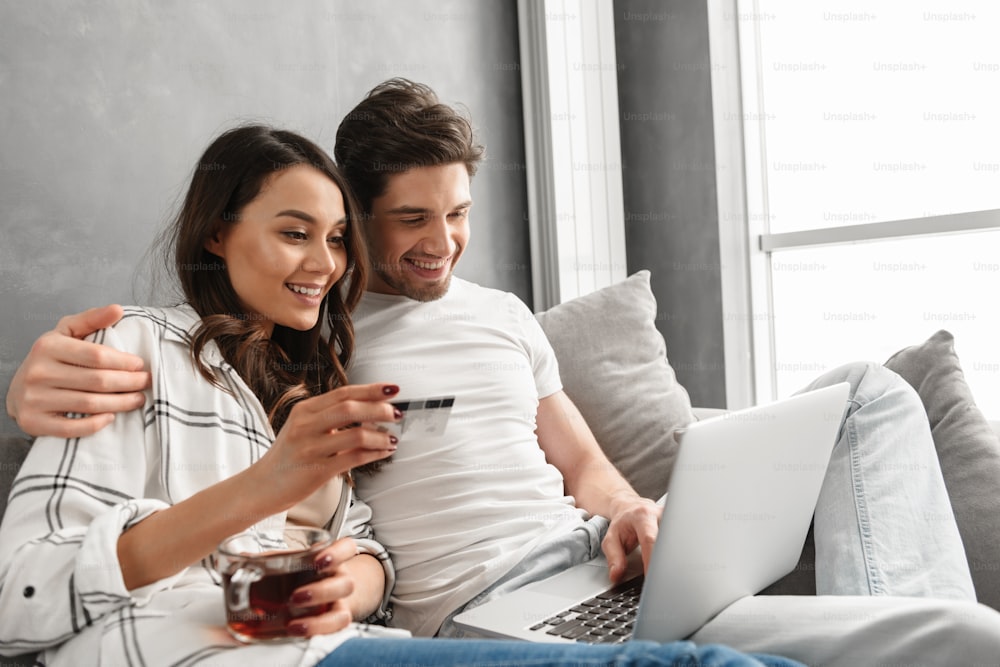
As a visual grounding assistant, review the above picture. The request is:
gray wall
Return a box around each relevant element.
[0,0,530,435]
[614,0,726,408]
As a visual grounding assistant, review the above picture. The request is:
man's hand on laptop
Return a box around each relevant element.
[602,493,662,582]
[7,304,150,438]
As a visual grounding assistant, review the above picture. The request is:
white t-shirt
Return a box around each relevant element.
[350,278,590,636]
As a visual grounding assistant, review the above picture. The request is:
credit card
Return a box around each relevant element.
[371,396,456,439]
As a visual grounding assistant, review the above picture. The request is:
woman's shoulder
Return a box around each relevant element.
[96,304,201,348]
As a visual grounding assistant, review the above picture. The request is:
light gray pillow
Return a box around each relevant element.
[535,270,695,499]
[884,330,1000,611]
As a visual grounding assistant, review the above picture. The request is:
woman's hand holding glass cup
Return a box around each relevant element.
[215,527,364,643]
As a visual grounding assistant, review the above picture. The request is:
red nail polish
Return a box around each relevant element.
[315,554,334,570]
[393,407,403,420]
[290,590,312,604]
[287,622,309,636]
[383,384,400,395]
[389,435,398,445]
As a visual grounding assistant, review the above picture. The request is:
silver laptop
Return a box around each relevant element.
[452,382,850,644]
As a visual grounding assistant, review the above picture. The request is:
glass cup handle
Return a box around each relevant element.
[228,565,264,612]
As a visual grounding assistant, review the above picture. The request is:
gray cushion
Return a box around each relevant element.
[0,431,32,521]
[884,330,1000,611]
[535,270,695,499]
[0,428,36,667]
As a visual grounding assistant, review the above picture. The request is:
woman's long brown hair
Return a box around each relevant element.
[165,124,368,433]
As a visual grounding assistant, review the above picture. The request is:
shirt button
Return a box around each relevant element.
[23,586,35,598]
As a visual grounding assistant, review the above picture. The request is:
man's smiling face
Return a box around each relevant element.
[365,163,472,302]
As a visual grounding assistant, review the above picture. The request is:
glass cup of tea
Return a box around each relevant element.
[215,526,335,643]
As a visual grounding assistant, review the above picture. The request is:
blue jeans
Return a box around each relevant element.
[318,637,805,667]
[802,362,976,598]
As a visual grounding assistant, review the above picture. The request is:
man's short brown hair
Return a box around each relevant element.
[334,78,485,214]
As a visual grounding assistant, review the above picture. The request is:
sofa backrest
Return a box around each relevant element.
[0,431,32,521]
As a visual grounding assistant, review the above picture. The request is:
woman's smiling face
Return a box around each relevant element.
[205,164,349,335]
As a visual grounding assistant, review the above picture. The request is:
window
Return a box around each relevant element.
[731,0,1000,415]
[517,0,628,310]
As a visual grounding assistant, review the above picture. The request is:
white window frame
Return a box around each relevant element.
[518,0,628,311]
[708,0,757,409]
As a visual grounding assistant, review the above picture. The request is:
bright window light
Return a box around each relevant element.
[743,1,1000,416]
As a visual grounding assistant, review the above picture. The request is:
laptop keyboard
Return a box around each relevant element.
[527,576,644,644]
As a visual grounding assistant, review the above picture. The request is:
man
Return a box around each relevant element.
[8,79,1000,665]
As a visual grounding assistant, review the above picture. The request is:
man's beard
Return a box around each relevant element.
[374,263,453,302]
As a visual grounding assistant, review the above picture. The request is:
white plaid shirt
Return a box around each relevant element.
[0,305,397,667]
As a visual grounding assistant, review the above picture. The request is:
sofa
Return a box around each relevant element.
[1,270,999,665]
[532,270,1000,612]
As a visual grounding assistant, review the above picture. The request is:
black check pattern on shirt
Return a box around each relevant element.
[0,306,394,665]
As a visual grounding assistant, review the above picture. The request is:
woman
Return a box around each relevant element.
[0,125,801,667]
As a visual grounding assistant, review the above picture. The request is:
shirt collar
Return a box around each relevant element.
[159,303,226,368]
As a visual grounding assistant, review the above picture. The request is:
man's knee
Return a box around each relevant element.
[810,361,921,414]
